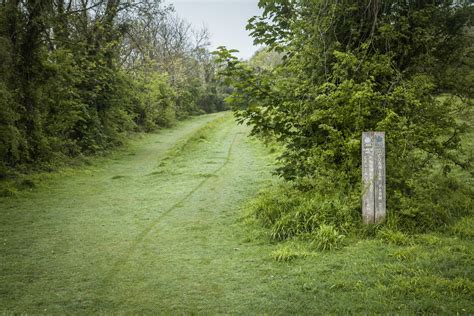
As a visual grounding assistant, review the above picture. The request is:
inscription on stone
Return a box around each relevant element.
[362,132,386,224]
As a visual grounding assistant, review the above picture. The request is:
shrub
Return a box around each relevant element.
[217,0,474,236]
[390,174,473,233]
[133,73,177,131]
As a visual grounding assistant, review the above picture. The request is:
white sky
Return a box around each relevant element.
[165,0,263,60]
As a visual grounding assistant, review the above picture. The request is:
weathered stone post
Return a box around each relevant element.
[362,132,386,224]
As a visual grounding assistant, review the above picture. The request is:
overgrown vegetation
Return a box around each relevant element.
[216,0,474,238]
[0,0,228,178]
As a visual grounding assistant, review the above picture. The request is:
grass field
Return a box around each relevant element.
[0,112,472,314]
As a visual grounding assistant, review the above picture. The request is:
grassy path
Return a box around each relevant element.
[0,112,277,313]
[1,113,472,314]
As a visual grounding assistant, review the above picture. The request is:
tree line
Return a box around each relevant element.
[0,0,227,176]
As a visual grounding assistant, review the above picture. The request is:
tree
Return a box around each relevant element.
[216,0,474,231]
[248,47,283,71]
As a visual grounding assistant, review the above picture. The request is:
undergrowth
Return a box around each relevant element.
[244,171,473,252]
[246,180,359,243]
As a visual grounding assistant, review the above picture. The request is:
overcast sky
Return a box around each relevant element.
[165,0,262,60]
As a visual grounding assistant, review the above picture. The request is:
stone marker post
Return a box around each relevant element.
[362,132,386,224]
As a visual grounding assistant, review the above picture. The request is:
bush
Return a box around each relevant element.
[389,173,474,233]
[132,72,177,131]
[217,1,474,237]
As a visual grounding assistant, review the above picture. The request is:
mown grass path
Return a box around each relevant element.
[1,113,472,314]
[0,113,279,313]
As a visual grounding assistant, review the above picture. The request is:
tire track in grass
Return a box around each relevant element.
[102,130,242,284]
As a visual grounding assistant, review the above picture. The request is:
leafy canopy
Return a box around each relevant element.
[216,0,474,231]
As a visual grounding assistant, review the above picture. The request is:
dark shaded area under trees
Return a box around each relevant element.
[0,0,228,176]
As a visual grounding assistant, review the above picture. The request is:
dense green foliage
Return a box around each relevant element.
[216,0,474,234]
[0,0,227,176]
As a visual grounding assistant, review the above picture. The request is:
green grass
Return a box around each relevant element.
[1,112,473,314]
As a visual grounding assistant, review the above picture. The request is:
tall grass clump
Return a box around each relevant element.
[271,244,310,262]
[376,228,413,246]
[248,180,359,242]
[451,216,474,239]
[312,224,345,251]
